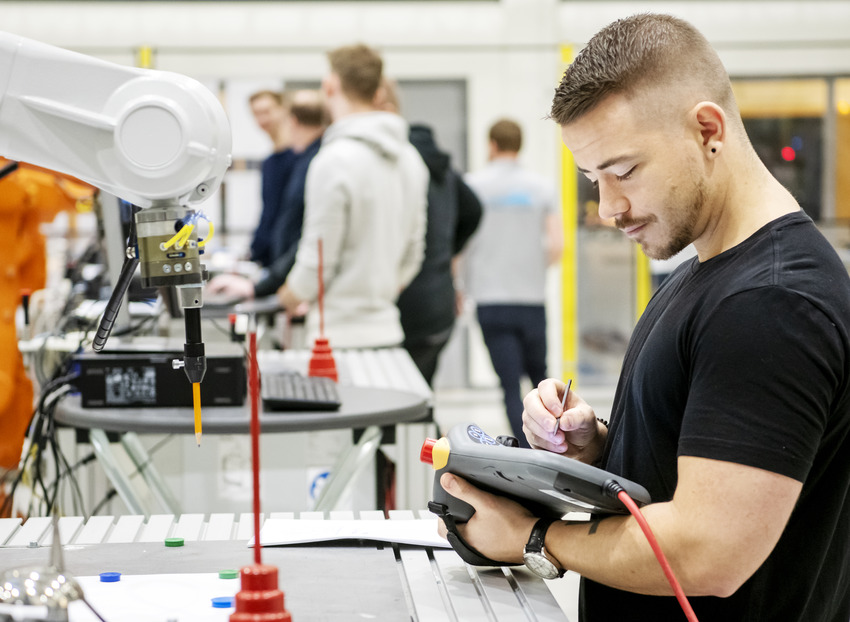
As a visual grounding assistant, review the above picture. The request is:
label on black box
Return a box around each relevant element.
[104,365,157,405]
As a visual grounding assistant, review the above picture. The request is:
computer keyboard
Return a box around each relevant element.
[261,371,341,412]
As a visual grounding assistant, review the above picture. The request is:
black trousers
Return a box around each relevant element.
[476,304,548,447]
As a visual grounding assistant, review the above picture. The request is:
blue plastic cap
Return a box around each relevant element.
[211,596,235,609]
[99,572,121,583]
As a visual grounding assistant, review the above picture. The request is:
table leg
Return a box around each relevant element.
[88,429,148,517]
[120,433,182,516]
[313,425,383,512]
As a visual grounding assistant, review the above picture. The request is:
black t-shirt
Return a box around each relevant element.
[583,212,850,622]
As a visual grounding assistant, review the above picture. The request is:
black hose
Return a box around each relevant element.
[91,254,139,352]
[0,161,19,181]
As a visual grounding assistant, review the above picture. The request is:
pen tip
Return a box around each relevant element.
[195,432,202,447]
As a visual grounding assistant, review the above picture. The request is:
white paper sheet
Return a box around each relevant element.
[254,517,451,548]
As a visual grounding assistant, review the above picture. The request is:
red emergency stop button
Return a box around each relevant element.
[421,437,450,470]
[420,438,437,464]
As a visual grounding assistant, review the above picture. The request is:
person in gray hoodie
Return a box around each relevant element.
[277,44,428,349]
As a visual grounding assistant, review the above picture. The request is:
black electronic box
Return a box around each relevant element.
[72,343,246,408]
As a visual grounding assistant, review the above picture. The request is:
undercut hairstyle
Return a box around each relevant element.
[550,13,738,127]
[249,90,285,107]
[289,90,330,127]
[327,44,384,104]
[489,119,523,153]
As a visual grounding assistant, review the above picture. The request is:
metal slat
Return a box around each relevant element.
[236,513,263,541]
[389,348,434,399]
[41,516,84,546]
[475,564,541,621]
[0,518,23,545]
[373,349,411,392]
[203,513,235,541]
[401,547,458,622]
[75,516,116,545]
[107,515,144,543]
[137,514,175,542]
[344,350,376,387]
[6,517,52,547]
[172,513,205,541]
[501,567,569,621]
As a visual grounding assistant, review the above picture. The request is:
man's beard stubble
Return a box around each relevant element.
[616,179,706,261]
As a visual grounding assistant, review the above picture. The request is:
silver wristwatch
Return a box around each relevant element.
[523,518,564,580]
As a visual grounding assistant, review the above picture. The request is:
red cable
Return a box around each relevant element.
[249,329,261,565]
[616,490,699,622]
[317,237,324,336]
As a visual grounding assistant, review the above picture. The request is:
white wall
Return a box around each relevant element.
[5,0,848,183]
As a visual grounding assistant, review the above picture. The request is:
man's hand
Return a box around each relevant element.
[522,379,606,463]
[436,473,537,565]
[276,283,302,312]
[206,273,255,301]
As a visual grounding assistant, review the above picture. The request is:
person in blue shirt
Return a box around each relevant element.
[209,90,328,300]
[464,119,563,446]
[247,90,294,268]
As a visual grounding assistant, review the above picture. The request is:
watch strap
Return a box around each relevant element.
[526,518,556,554]
[525,517,565,578]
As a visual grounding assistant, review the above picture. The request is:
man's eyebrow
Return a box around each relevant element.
[576,154,635,174]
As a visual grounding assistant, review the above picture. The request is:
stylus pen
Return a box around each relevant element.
[558,378,572,422]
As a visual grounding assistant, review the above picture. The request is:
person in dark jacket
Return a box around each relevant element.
[377,79,483,385]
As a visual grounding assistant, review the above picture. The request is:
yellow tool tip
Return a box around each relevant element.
[192,382,202,446]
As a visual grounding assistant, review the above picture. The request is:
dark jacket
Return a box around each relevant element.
[397,124,482,340]
[254,137,322,297]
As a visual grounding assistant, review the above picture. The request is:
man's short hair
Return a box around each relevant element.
[249,90,285,107]
[289,90,330,127]
[550,13,736,126]
[489,119,523,153]
[327,44,383,104]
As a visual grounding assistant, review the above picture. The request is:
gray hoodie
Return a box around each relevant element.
[287,111,428,348]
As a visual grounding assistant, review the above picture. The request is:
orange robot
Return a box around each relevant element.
[0,158,94,488]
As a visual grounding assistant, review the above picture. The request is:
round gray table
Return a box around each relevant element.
[54,385,429,434]
[53,386,429,515]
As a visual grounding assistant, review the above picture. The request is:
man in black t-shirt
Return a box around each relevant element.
[435,13,850,622]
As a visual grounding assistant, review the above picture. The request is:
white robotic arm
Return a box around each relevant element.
[0,31,231,207]
[0,31,234,386]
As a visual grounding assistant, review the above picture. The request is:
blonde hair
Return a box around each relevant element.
[327,44,383,104]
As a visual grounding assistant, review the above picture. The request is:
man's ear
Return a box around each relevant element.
[691,101,726,156]
[321,73,339,99]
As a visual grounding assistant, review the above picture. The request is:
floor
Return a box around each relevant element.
[429,382,618,622]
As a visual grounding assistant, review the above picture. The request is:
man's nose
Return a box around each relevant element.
[597,183,629,221]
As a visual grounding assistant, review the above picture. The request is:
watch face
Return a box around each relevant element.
[523,552,560,580]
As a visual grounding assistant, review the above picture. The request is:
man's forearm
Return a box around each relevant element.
[548,506,699,596]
